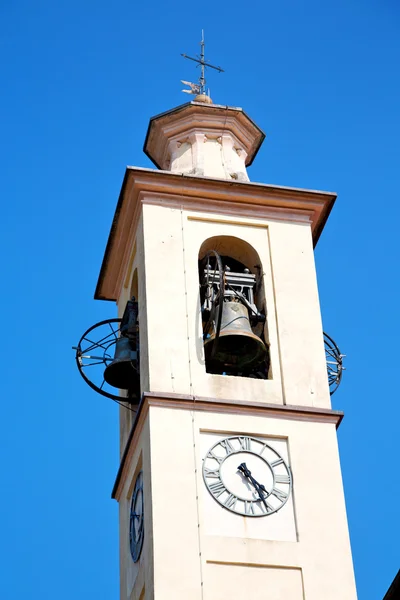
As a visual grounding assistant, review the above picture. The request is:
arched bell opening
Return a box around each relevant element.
[102,267,141,408]
[104,295,140,399]
[198,236,271,379]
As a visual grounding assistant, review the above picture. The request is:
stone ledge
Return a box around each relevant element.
[112,391,343,500]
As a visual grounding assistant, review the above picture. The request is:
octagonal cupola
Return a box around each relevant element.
[143,100,265,182]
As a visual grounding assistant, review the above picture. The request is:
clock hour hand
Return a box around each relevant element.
[237,462,269,508]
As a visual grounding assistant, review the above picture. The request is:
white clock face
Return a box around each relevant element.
[203,435,292,517]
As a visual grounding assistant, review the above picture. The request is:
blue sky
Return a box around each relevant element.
[1,0,399,598]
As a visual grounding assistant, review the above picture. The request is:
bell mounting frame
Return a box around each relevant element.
[73,317,139,404]
[200,249,269,377]
[202,250,225,360]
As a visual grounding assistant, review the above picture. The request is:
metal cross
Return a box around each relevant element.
[181,31,224,96]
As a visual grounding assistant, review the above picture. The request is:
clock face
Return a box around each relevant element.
[129,470,144,562]
[203,435,292,517]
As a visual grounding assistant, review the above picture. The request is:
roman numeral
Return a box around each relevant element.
[275,474,290,484]
[208,480,225,497]
[270,458,284,467]
[271,487,288,502]
[207,451,224,464]
[204,467,220,478]
[244,501,255,515]
[219,438,235,455]
[238,436,251,451]
[259,499,275,514]
[224,494,238,509]
[258,443,267,455]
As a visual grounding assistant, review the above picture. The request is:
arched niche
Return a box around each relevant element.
[199,235,261,272]
[122,267,139,431]
[198,235,271,379]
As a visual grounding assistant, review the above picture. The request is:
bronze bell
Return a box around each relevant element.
[104,336,139,390]
[204,301,268,372]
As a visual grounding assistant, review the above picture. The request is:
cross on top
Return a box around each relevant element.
[181,31,224,97]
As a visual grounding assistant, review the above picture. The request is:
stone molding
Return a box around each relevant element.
[112,391,343,501]
[95,167,336,301]
[144,101,265,172]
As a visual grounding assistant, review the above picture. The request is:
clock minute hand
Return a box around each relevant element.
[238,462,266,491]
[238,462,251,478]
[238,463,269,510]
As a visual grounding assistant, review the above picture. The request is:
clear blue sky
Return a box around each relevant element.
[1,1,399,598]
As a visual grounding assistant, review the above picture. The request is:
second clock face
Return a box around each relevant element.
[129,470,144,562]
[203,435,292,517]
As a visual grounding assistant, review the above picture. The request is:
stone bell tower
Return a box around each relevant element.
[94,94,357,600]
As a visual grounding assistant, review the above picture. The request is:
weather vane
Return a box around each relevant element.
[181,31,224,97]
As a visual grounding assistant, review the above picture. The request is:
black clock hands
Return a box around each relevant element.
[238,462,269,510]
[238,464,267,499]
[238,462,266,493]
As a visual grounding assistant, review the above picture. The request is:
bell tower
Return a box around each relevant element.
[78,88,357,599]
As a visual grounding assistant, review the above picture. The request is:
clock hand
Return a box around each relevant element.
[238,463,267,492]
[238,462,269,509]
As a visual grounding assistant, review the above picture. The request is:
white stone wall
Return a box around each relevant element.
[114,190,355,600]
[139,201,330,409]
[118,403,357,600]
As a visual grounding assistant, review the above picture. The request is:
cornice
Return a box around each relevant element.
[143,101,265,169]
[95,167,336,301]
[111,391,343,501]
